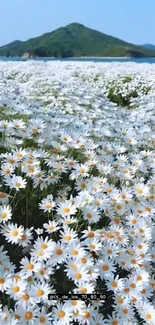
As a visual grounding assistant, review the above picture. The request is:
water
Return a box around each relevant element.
[1,57,155,63]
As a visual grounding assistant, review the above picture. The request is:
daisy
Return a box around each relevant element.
[0,205,12,223]
[12,119,26,130]
[22,165,41,176]
[16,291,35,309]
[20,256,41,276]
[60,215,78,226]
[52,303,72,325]
[31,237,55,262]
[6,278,27,300]
[4,175,27,191]
[65,264,91,283]
[2,154,19,168]
[39,198,56,213]
[67,241,86,259]
[98,258,116,279]
[30,281,52,303]
[47,173,60,185]
[75,178,89,191]
[35,261,54,281]
[0,271,11,292]
[43,220,60,234]
[79,254,95,268]
[73,281,96,294]
[0,191,9,205]
[57,201,77,217]
[106,275,125,293]
[34,308,52,325]
[0,222,24,244]
[84,238,102,253]
[80,305,96,324]
[0,163,15,177]
[70,163,90,180]
[50,242,68,265]
[65,299,85,313]
[136,301,155,324]
[134,183,149,197]
[104,311,122,325]
[18,227,34,248]
[59,226,78,244]
[12,148,28,161]
[101,243,119,259]
[20,307,37,324]
[0,306,13,324]
[65,158,78,170]
[75,191,93,208]
[82,206,101,223]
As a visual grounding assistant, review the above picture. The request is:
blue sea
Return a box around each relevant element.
[1,57,155,63]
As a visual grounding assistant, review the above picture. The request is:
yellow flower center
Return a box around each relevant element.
[137,189,143,195]
[45,204,52,210]
[40,316,46,323]
[13,286,20,293]
[56,249,63,255]
[118,297,124,304]
[28,168,35,173]
[130,283,136,289]
[65,235,72,241]
[137,276,142,281]
[112,321,119,325]
[89,245,95,250]
[12,230,18,237]
[63,208,70,214]
[27,264,34,270]
[112,281,117,288]
[2,213,7,219]
[75,273,82,280]
[131,259,137,264]
[88,232,95,238]
[16,183,21,188]
[41,244,47,249]
[37,289,44,297]
[81,258,87,264]
[84,312,91,319]
[58,311,65,318]
[102,265,109,271]
[0,192,7,198]
[72,250,78,256]
[72,301,77,306]
[49,226,55,231]
[21,234,27,241]
[25,312,33,320]
[23,294,30,301]
[81,183,87,189]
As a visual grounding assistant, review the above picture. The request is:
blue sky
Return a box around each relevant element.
[0,0,154,46]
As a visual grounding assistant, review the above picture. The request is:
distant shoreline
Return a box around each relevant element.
[0,56,155,60]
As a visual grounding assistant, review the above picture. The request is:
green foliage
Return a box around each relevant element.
[122,76,132,83]
[107,85,151,107]
[0,23,155,58]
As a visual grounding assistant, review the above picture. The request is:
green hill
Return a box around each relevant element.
[0,23,155,58]
[142,44,155,50]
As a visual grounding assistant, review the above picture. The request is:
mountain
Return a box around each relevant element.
[0,23,155,58]
[142,44,155,50]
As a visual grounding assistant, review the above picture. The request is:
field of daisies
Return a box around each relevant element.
[0,61,154,325]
